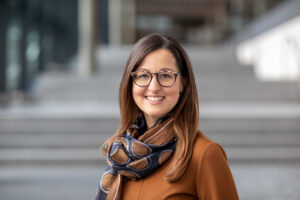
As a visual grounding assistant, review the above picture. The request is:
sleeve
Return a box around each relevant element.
[196,142,239,200]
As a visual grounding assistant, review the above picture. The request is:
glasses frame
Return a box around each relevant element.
[131,70,180,87]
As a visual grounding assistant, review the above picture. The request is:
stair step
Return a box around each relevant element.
[0,148,105,164]
[1,102,299,133]
[35,71,298,102]
[1,146,299,164]
[209,132,300,147]
[0,132,111,148]
[227,146,300,161]
[34,46,299,102]
[1,132,299,148]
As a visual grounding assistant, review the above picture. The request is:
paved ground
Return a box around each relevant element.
[1,161,300,200]
[0,164,105,200]
[232,161,300,200]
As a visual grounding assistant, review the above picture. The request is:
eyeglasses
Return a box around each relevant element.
[131,70,180,87]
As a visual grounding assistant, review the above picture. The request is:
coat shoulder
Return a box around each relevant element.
[192,131,228,165]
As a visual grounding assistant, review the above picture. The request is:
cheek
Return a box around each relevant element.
[168,81,181,96]
[167,89,180,101]
[168,84,182,105]
[163,88,181,107]
[132,85,145,101]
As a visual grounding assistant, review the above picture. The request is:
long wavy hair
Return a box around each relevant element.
[103,33,199,182]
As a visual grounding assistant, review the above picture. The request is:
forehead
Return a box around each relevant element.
[137,49,178,72]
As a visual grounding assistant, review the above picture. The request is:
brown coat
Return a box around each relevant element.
[121,132,239,200]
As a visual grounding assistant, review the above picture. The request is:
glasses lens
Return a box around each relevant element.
[158,71,176,87]
[134,71,151,86]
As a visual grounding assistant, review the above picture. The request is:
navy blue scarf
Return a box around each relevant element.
[95,114,176,200]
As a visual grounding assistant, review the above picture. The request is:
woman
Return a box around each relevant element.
[95,33,239,200]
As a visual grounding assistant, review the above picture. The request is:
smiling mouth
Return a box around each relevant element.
[146,96,164,101]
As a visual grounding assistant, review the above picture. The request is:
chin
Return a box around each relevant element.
[145,111,165,119]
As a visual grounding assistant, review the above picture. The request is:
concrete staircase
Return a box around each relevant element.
[1,45,300,200]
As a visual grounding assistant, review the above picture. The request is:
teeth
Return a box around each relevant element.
[147,96,164,101]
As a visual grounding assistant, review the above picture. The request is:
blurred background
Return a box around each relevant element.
[0,0,300,199]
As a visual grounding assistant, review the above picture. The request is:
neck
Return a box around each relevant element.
[144,116,157,129]
[144,112,172,129]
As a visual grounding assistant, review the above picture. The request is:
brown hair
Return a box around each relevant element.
[104,33,199,182]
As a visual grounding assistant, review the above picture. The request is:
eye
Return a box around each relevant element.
[159,72,173,79]
[137,72,150,79]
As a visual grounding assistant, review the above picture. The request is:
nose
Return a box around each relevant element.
[148,75,161,91]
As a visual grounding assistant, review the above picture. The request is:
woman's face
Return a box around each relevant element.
[132,48,183,127]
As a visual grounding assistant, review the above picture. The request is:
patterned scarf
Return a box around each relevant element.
[95,114,177,200]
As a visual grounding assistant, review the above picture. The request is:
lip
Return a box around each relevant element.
[145,95,165,104]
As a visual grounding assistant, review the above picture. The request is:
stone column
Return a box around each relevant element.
[213,1,228,42]
[254,0,267,17]
[122,0,136,44]
[109,0,122,45]
[78,0,96,77]
[109,0,136,45]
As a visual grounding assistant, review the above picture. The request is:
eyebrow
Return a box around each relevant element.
[136,67,176,72]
